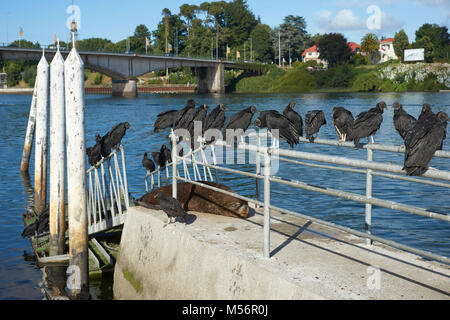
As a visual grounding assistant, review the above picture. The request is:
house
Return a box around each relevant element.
[301,45,328,68]
[378,38,398,63]
[348,42,361,54]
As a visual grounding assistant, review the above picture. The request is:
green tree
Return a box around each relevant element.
[277,15,310,61]
[162,8,172,53]
[180,4,199,56]
[5,62,22,87]
[318,33,351,67]
[223,0,257,47]
[77,38,113,51]
[361,33,379,62]
[250,24,273,63]
[134,24,151,52]
[393,29,409,62]
[9,39,40,49]
[414,35,434,62]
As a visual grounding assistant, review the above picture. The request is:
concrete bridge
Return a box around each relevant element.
[0,47,242,96]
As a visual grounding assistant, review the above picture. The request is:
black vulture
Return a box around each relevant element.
[86,134,103,167]
[393,102,417,140]
[174,100,198,131]
[156,192,187,224]
[204,104,227,132]
[253,110,280,128]
[403,112,448,176]
[255,111,300,148]
[100,122,131,157]
[350,102,387,146]
[22,207,49,238]
[332,107,354,142]
[305,110,327,141]
[153,145,172,170]
[436,111,448,151]
[283,101,303,137]
[142,152,156,173]
[223,106,258,142]
[154,110,179,133]
[187,104,210,145]
[418,103,434,121]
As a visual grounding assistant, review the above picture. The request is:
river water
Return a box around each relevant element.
[0,91,449,299]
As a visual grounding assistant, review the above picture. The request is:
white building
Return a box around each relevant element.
[379,38,398,63]
[301,45,329,68]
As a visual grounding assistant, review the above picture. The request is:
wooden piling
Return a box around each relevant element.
[34,52,49,215]
[65,47,89,300]
[20,85,37,174]
[49,47,66,256]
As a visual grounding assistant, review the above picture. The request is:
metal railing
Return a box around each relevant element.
[144,130,450,265]
[87,144,130,235]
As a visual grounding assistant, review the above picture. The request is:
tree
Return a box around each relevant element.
[414,35,434,62]
[134,24,151,51]
[9,39,40,48]
[393,29,409,62]
[250,24,273,63]
[415,23,448,59]
[318,33,352,67]
[180,4,199,56]
[277,15,310,61]
[361,33,380,63]
[162,8,172,54]
[223,0,257,47]
[77,38,113,52]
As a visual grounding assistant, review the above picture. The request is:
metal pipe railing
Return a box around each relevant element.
[165,132,450,264]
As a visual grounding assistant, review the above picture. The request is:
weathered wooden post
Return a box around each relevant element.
[65,46,89,299]
[49,46,66,256]
[20,85,37,173]
[263,148,271,259]
[34,51,49,215]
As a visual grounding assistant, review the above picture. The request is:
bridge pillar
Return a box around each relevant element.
[196,64,225,94]
[112,79,137,97]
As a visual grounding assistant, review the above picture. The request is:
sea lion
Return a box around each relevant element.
[137,182,250,219]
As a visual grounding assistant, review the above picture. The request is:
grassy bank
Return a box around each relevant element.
[231,60,450,94]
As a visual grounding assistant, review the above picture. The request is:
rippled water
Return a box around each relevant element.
[0,91,449,299]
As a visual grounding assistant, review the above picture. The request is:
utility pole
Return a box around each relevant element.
[216,29,219,60]
[250,38,253,63]
[211,37,213,60]
[278,31,281,67]
[244,42,246,62]
[289,46,291,67]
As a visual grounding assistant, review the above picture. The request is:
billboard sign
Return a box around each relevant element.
[404,49,424,62]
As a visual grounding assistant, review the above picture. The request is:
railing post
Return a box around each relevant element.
[49,46,66,256]
[65,46,89,300]
[20,84,37,173]
[255,133,261,208]
[365,147,373,246]
[171,130,178,199]
[34,51,49,215]
[263,147,271,258]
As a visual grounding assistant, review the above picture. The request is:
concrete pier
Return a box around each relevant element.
[196,64,225,94]
[112,79,137,97]
[114,205,450,300]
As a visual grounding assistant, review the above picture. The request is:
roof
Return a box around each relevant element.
[302,45,318,57]
[380,38,394,44]
[347,42,360,52]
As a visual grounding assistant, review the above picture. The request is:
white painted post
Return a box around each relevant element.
[49,46,66,256]
[20,85,37,173]
[34,52,49,215]
[65,47,89,300]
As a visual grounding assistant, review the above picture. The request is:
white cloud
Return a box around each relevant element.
[316,9,366,32]
[315,8,404,35]
[415,0,450,26]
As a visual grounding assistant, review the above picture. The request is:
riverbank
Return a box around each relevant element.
[231,61,450,94]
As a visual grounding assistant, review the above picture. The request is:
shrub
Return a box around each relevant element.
[92,73,103,85]
[352,71,382,91]
[23,66,37,87]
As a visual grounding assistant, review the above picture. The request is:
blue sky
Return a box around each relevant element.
[1,0,449,46]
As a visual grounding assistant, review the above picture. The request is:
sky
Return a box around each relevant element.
[1,0,449,46]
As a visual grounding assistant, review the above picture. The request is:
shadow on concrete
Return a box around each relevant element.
[245,211,450,296]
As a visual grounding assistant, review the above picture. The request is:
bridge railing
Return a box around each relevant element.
[87,144,130,235]
[155,131,450,265]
